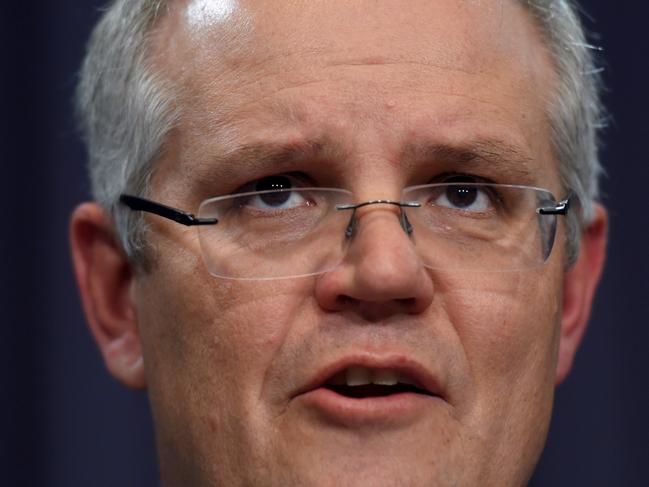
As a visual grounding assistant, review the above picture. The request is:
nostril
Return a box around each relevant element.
[397,298,416,308]
[336,295,356,307]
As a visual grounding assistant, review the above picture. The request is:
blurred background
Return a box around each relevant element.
[1,1,647,485]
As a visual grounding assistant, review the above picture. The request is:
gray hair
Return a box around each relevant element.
[76,0,175,268]
[76,0,604,268]
[522,0,605,264]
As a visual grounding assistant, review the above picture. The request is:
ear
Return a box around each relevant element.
[555,204,608,384]
[70,202,146,389]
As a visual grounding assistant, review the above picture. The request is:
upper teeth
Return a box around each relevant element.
[330,367,417,387]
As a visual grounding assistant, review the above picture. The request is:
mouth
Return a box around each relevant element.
[292,358,444,426]
[323,366,436,399]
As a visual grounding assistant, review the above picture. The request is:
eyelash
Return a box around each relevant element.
[234,172,313,194]
[432,172,495,185]
[233,171,499,197]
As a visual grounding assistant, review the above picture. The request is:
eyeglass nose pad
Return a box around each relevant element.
[344,210,358,238]
[400,209,414,235]
[344,208,414,239]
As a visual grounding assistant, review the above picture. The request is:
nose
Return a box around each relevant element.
[315,205,435,321]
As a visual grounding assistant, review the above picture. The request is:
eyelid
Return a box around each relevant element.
[433,172,496,185]
[435,174,508,209]
[234,172,314,194]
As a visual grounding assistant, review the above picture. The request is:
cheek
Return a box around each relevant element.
[438,269,562,403]
[135,258,313,477]
[136,261,310,412]
[434,269,562,470]
[212,281,312,382]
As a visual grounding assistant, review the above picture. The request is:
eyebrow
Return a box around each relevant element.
[193,136,537,190]
[196,137,349,183]
[401,139,537,183]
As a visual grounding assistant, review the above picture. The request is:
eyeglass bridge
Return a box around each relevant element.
[336,200,422,238]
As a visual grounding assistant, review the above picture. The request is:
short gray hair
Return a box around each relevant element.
[522,0,605,264]
[76,0,175,267]
[76,0,604,267]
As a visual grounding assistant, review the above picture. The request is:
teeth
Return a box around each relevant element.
[396,373,416,386]
[373,369,399,386]
[339,367,416,387]
[329,371,346,385]
[346,366,372,386]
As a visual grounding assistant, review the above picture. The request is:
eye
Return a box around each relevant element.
[435,185,490,211]
[239,175,313,210]
[428,176,496,213]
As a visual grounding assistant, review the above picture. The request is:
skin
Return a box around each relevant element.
[70,0,608,486]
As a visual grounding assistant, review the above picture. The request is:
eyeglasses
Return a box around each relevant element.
[120,182,570,280]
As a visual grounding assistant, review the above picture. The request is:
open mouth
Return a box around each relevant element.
[322,366,436,399]
[293,361,443,424]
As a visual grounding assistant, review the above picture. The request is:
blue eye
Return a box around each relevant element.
[249,190,309,210]
[435,185,491,212]
[243,175,311,210]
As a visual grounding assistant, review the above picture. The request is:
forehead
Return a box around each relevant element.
[152,0,557,188]
[167,0,549,70]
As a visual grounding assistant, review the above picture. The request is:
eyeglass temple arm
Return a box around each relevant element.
[537,196,571,216]
[119,195,218,226]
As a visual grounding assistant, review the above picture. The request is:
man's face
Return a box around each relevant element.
[137,0,563,485]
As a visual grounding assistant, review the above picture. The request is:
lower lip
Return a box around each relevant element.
[294,387,442,427]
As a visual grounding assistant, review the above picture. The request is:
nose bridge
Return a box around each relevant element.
[348,205,417,270]
[314,201,434,319]
[341,200,414,238]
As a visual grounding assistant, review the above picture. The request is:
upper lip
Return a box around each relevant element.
[291,354,445,400]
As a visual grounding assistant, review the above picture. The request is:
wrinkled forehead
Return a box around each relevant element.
[155,0,554,93]
[148,0,558,193]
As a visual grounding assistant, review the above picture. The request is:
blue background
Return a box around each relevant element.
[1,1,647,485]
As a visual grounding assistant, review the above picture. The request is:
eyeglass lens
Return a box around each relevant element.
[196,184,560,279]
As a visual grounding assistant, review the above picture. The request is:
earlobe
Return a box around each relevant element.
[555,204,608,384]
[70,203,146,389]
